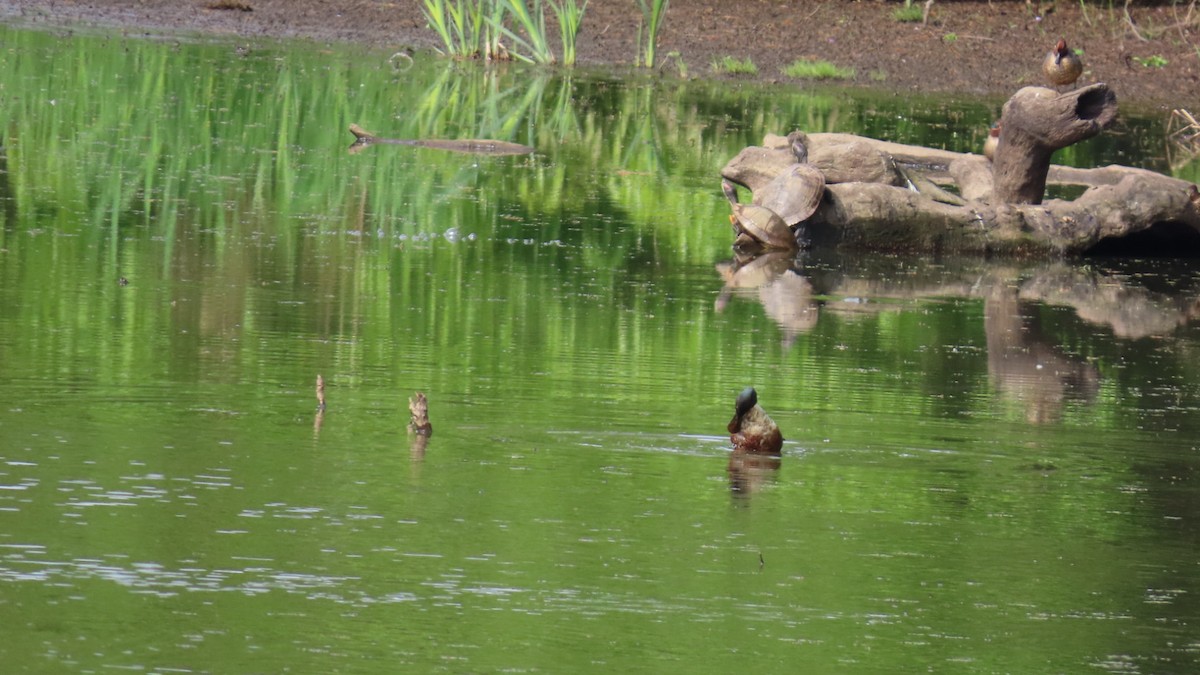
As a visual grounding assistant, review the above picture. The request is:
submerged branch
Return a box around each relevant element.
[348,124,535,155]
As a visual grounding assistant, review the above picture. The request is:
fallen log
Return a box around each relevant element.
[745,132,1195,193]
[808,174,1200,254]
[720,86,1200,255]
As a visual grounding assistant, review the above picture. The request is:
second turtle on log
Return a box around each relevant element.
[754,164,826,227]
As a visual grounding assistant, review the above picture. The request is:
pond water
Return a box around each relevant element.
[2,24,1200,673]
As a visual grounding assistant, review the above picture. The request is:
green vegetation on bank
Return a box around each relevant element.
[892,0,923,23]
[711,55,757,76]
[550,0,588,66]
[421,0,503,60]
[419,0,665,68]
[420,0,588,65]
[782,58,855,81]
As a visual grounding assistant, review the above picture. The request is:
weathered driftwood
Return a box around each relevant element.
[722,95,1200,255]
[949,156,995,202]
[992,84,1118,204]
[809,176,1200,254]
[747,131,1188,191]
[745,134,904,189]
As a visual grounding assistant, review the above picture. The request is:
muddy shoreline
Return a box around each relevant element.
[2,1,1198,111]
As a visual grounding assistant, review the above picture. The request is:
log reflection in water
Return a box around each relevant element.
[1018,264,1200,339]
[985,279,1100,424]
[716,254,1200,423]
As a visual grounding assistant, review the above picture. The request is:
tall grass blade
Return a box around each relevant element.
[421,0,458,56]
[495,0,555,64]
[634,0,669,68]
[549,0,588,66]
[484,0,506,60]
[422,0,488,58]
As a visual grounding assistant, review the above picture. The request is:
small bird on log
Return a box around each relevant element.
[1043,38,1083,89]
[983,122,1001,161]
[727,386,783,455]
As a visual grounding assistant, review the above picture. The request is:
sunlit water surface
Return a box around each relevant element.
[1,23,1200,673]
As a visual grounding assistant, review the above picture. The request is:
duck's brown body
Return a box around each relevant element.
[1043,39,1083,88]
[408,392,432,436]
[727,387,783,455]
[983,123,1001,161]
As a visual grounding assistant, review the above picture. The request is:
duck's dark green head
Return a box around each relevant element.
[735,386,758,420]
[728,386,783,455]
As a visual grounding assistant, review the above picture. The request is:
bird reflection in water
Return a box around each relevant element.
[313,374,326,438]
[408,392,433,460]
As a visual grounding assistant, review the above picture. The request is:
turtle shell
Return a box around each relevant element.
[753,163,825,227]
[723,181,795,250]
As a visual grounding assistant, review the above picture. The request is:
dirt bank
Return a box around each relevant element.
[2,0,1198,111]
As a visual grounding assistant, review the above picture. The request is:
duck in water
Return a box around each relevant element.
[408,392,432,436]
[1043,38,1083,89]
[727,386,783,455]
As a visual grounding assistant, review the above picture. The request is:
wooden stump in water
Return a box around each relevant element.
[993,84,1118,204]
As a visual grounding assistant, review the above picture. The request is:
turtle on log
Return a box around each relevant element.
[721,134,826,251]
[722,180,796,251]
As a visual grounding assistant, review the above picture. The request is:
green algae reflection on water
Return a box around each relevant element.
[1,24,1200,673]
